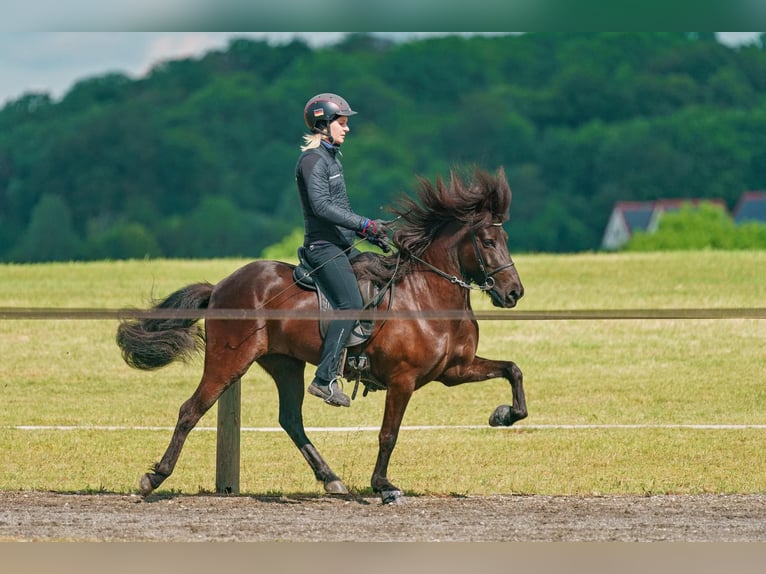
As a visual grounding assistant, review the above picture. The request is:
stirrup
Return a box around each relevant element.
[308,378,351,408]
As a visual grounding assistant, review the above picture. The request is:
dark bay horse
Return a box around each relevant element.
[116,166,527,504]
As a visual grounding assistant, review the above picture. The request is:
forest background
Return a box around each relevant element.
[2,31,766,262]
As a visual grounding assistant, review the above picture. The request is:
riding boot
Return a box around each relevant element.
[308,321,353,407]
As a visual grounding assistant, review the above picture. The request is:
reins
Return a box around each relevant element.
[408,223,514,292]
[258,218,511,311]
[255,240,366,311]
[256,236,399,312]
[406,253,481,290]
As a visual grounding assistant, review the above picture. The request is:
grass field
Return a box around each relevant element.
[1,251,765,496]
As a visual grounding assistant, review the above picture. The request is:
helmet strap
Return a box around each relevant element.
[319,116,339,145]
[312,126,329,145]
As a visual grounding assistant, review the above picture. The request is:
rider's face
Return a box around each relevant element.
[329,116,350,145]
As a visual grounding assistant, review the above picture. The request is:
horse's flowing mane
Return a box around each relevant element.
[353,166,512,285]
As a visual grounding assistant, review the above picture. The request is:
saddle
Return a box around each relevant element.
[293,246,388,397]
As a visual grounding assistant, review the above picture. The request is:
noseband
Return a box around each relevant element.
[409,223,515,292]
[468,223,516,291]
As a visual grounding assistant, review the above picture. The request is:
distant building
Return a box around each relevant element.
[601,198,727,250]
[733,191,766,224]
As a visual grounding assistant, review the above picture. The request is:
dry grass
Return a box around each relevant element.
[1,251,765,495]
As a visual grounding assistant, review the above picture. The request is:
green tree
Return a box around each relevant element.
[168,195,292,258]
[3,33,766,258]
[85,222,162,260]
[10,194,82,262]
[624,203,766,251]
[260,227,303,261]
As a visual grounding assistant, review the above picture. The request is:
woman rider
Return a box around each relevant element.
[295,93,389,407]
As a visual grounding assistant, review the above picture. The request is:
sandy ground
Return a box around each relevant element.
[2,490,766,542]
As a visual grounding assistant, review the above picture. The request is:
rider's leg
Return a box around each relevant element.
[304,242,363,407]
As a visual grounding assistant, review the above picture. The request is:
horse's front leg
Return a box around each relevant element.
[371,383,414,505]
[440,356,527,427]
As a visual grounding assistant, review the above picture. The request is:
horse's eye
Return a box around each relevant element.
[482,239,496,248]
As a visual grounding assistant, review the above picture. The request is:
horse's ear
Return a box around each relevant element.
[496,166,512,206]
[496,166,508,188]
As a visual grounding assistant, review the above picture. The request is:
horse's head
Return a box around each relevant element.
[391,165,524,308]
[459,221,524,308]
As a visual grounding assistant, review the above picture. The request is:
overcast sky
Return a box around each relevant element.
[1,32,761,107]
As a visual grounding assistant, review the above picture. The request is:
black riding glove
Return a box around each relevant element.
[361,218,387,237]
[368,233,392,253]
[360,219,391,253]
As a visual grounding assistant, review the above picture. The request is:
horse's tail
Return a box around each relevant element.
[116,282,214,370]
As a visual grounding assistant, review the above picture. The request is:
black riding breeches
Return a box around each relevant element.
[305,242,363,382]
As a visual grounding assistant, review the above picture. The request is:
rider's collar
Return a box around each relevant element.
[320,140,342,155]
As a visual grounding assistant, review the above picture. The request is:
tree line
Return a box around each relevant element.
[2,32,766,262]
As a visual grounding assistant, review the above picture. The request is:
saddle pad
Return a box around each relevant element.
[292,262,377,347]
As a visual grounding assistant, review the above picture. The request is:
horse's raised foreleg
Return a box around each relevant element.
[371,383,413,505]
[439,357,527,427]
[258,355,348,495]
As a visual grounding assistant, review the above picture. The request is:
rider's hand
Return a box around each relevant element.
[360,219,391,253]
[362,218,389,239]
[368,234,392,253]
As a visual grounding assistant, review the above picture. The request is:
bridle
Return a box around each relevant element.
[409,223,515,292]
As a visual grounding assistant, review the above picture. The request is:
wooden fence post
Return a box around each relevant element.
[216,378,241,494]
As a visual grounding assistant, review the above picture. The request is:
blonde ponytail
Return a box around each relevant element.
[300,133,323,151]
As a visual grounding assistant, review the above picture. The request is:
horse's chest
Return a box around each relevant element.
[439,323,479,366]
[450,336,478,364]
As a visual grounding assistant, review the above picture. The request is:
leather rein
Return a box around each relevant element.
[407,223,515,292]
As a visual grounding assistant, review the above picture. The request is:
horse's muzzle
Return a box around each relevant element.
[490,287,523,309]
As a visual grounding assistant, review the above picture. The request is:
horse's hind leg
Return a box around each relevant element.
[258,355,348,495]
[139,369,238,497]
[139,321,258,497]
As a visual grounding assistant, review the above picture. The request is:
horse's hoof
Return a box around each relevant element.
[325,480,348,495]
[381,489,405,505]
[489,404,512,427]
[139,474,154,498]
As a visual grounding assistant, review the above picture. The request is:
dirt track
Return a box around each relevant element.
[2,490,766,542]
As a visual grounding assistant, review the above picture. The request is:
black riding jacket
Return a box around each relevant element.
[295,142,367,249]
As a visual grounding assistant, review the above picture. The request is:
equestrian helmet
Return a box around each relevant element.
[303,93,357,133]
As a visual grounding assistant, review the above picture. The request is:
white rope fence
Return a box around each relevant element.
[8,424,766,432]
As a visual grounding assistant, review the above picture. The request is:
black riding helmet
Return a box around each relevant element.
[303,93,357,135]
